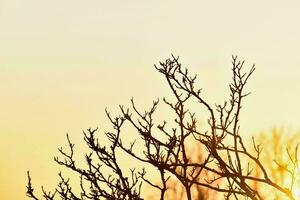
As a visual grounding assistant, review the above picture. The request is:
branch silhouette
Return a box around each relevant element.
[27,56,297,200]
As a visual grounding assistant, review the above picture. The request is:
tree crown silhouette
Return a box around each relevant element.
[27,55,298,200]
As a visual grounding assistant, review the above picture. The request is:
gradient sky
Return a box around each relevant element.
[1,0,300,199]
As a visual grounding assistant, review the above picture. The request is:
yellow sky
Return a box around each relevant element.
[1,0,300,199]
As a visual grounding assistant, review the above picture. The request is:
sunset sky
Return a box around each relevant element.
[1,0,300,199]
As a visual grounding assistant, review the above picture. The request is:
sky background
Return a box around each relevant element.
[1,0,300,199]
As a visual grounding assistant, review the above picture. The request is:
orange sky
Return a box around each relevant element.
[1,1,300,199]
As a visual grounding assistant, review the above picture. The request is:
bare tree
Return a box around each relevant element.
[27,55,298,200]
[251,129,300,199]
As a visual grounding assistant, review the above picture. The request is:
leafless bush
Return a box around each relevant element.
[27,55,298,200]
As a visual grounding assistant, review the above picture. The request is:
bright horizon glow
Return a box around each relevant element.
[1,0,300,199]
